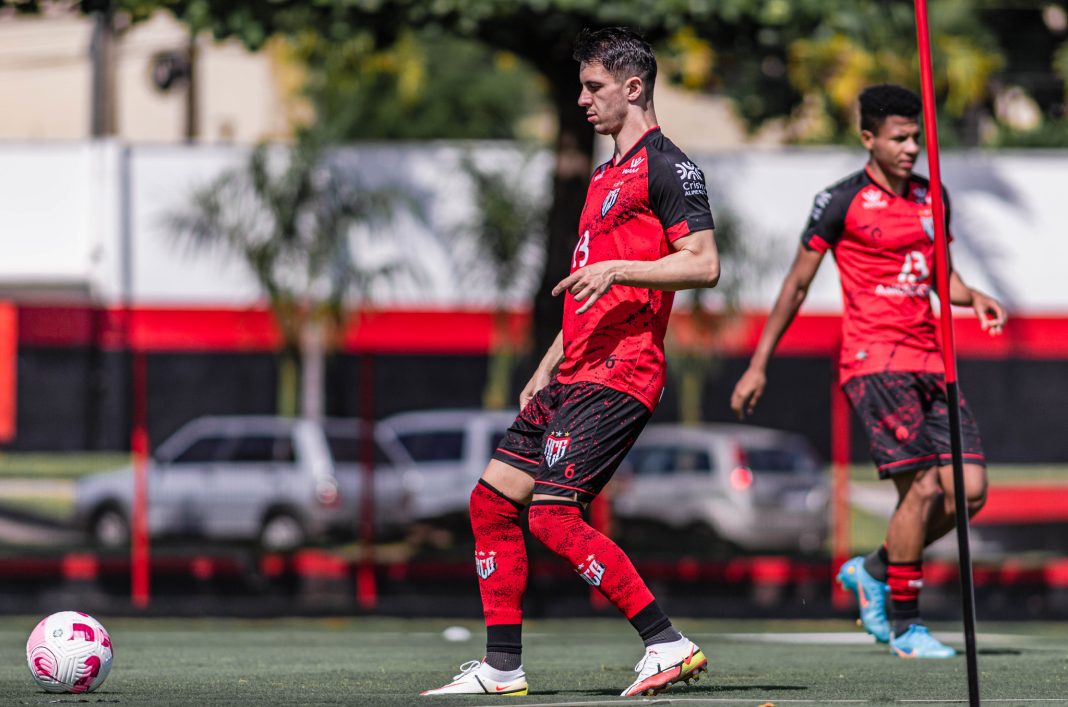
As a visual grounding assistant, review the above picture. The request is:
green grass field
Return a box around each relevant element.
[1,617,1065,705]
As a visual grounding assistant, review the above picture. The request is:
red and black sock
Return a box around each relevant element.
[470,480,526,670]
[887,561,923,637]
[527,501,678,645]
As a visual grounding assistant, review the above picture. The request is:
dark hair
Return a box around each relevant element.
[573,27,657,93]
[859,84,922,133]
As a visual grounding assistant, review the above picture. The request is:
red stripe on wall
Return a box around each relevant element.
[0,302,15,442]
[14,303,1068,358]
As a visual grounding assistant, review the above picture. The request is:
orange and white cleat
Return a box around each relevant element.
[620,636,708,697]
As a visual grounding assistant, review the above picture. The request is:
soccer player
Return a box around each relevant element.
[730,84,1006,659]
[422,27,719,697]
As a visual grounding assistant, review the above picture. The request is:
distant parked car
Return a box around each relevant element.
[612,423,830,553]
[74,416,415,551]
[379,409,517,523]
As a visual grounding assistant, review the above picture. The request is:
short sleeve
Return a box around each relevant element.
[648,152,715,242]
[801,188,850,253]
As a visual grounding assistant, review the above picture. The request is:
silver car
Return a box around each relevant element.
[612,423,830,553]
[74,416,414,551]
[379,408,517,523]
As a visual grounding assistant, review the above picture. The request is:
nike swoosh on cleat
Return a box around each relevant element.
[857,582,870,608]
[495,685,517,692]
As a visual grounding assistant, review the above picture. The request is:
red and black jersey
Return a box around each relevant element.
[801,166,952,382]
[556,127,715,410]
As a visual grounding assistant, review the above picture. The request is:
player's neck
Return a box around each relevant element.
[866,159,909,196]
[612,109,659,163]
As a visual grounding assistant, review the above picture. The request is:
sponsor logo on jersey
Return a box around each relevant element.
[861,187,888,209]
[475,550,497,579]
[601,187,620,218]
[675,160,707,197]
[577,555,605,586]
[810,190,832,222]
[544,432,571,468]
[592,164,607,181]
[911,186,928,202]
[622,156,645,174]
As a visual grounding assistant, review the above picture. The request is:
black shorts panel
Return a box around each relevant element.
[491,380,650,501]
[843,371,985,479]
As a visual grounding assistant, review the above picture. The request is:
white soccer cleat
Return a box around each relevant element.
[620,636,708,697]
[421,659,528,696]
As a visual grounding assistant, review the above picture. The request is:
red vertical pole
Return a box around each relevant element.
[0,302,16,443]
[830,361,852,609]
[914,2,980,703]
[356,353,377,609]
[130,345,150,608]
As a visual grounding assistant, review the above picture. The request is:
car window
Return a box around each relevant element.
[228,434,296,464]
[743,446,820,473]
[326,433,392,466]
[396,430,465,462]
[627,445,713,476]
[170,435,230,464]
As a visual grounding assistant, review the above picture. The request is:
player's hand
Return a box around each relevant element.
[730,368,767,420]
[519,369,552,410]
[972,292,1006,336]
[552,261,620,314]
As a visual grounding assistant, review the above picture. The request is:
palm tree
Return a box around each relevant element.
[166,142,414,419]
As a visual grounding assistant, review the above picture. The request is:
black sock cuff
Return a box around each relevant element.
[629,600,671,641]
[486,624,522,654]
[477,479,524,511]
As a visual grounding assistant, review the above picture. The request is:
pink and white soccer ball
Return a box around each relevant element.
[25,611,113,693]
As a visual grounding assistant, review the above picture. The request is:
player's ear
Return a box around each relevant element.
[625,76,644,102]
[859,128,876,151]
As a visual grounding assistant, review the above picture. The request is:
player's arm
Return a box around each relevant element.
[552,229,719,314]
[947,258,1006,336]
[730,244,825,419]
[519,330,564,409]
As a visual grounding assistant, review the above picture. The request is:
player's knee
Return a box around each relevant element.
[905,469,943,506]
[526,502,581,549]
[469,481,522,530]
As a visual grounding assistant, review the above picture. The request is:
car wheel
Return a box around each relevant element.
[259,513,305,552]
[91,507,130,548]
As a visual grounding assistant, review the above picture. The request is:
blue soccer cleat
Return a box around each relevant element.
[890,625,957,659]
[836,556,891,643]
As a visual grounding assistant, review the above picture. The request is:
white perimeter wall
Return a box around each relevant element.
[0,140,1064,314]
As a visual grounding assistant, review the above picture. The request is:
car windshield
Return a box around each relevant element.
[744,445,820,473]
[326,432,393,466]
[627,446,713,476]
[395,430,465,463]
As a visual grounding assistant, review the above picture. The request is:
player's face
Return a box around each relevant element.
[577,61,632,135]
[862,116,922,182]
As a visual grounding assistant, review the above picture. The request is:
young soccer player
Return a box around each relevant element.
[730,84,1006,658]
[423,27,720,696]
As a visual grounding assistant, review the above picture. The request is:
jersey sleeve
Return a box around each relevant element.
[648,151,715,242]
[800,187,850,253]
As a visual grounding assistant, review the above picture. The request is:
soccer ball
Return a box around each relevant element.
[25,611,113,693]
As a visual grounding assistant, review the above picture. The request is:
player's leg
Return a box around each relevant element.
[922,463,987,545]
[881,466,955,658]
[521,382,707,697]
[423,391,552,697]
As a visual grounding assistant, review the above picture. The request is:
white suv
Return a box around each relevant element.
[75,416,414,551]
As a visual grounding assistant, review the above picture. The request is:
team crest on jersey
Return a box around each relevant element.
[861,187,889,209]
[544,432,571,467]
[577,555,605,586]
[475,550,497,580]
[601,188,620,218]
[920,215,935,240]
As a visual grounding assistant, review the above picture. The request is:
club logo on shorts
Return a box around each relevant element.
[601,187,620,217]
[475,550,497,580]
[544,432,570,468]
[577,555,605,586]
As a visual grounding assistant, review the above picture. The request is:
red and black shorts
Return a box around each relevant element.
[843,371,986,479]
[492,379,651,502]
